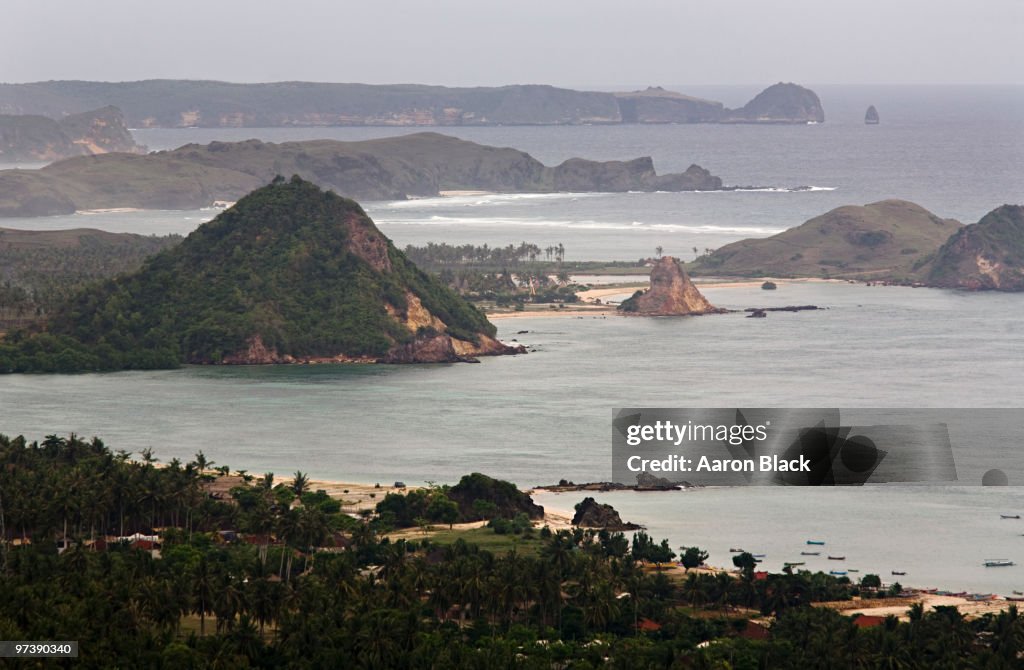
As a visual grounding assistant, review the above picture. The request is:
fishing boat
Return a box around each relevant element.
[892,570,906,576]
[806,540,825,545]
[1013,590,1023,595]
[829,570,847,576]
[752,553,766,558]
[784,562,805,567]
[984,559,1015,567]
[1001,514,1021,519]
[828,556,846,561]
[848,569,860,573]
[1006,596,1024,602]
[800,551,820,556]
[729,548,745,553]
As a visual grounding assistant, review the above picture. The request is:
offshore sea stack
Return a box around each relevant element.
[619,256,723,315]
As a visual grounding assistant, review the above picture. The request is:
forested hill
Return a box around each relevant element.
[0,177,522,372]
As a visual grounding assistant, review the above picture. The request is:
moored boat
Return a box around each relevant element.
[800,551,820,556]
[892,570,906,576]
[806,540,825,545]
[1001,514,1020,519]
[829,570,847,576]
[984,559,1015,567]
[828,555,846,560]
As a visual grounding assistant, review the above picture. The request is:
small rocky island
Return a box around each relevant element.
[865,105,880,125]
[619,256,724,315]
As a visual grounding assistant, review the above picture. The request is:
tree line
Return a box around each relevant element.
[2,433,1023,667]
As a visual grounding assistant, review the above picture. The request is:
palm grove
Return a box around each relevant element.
[2,433,1023,668]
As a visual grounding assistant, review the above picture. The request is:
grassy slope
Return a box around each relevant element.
[689,200,961,280]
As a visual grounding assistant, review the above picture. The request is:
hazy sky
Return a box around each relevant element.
[2,0,1021,86]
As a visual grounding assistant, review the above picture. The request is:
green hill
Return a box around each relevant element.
[0,176,521,372]
[690,200,961,280]
[926,205,1024,290]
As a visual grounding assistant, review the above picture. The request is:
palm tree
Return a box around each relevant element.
[291,471,310,497]
[192,556,215,636]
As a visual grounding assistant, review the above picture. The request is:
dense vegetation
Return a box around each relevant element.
[0,229,180,330]
[0,177,496,372]
[2,432,1022,668]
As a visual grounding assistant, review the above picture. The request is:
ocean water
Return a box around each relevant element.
[6,85,1018,261]
[2,85,1023,592]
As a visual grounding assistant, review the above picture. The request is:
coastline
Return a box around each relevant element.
[487,277,847,320]
[198,468,1020,619]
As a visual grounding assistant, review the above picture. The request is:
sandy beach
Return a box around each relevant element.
[487,277,847,320]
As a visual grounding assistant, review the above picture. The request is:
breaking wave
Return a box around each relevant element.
[375,214,784,236]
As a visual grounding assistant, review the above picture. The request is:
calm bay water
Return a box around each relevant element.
[2,85,1023,592]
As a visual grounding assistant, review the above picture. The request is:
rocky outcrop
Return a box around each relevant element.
[865,105,880,125]
[571,497,641,530]
[619,257,722,315]
[722,83,825,124]
[380,332,525,364]
[925,205,1024,291]
[550,157,721,192]
[447,473,545,521]
[0,106,143,162]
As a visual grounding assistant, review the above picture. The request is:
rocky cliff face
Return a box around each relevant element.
[0,106,143,162]
[550,157,721,192]
[722,83,825,124]
[925,205,1024,291]
[619,256,722,315]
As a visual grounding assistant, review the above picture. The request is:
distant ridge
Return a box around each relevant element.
[0,132,723,217]
[0,80,824,128]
